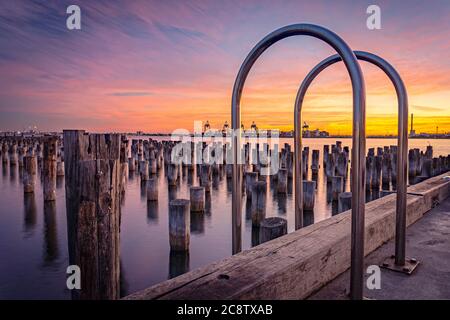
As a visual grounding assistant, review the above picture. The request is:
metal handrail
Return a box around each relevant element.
[294,51,408,268]
[231,24,367,299]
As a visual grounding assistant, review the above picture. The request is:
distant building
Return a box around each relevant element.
[303,128,329,138]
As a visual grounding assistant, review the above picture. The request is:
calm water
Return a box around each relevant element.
[0,138,449,299]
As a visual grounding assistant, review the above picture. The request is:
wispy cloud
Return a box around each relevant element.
[109,91,153,97]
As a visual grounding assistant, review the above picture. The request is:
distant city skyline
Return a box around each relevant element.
[0,0,449,135]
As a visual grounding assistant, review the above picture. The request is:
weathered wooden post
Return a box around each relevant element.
[9,143,17,166]
[302,180,316,211]
[139,160,149,181]
[23,155,36,193]
[63,130,121,300]
[325,153,335,182]
[245,172,258,199]
[336,152,347,177]
[43,136,57,201]
[146,177,158,201]
[323,145,329,168]
[331,175,343,201]
[18,144,25,168]
[365,156,372,190]
[251,181,266,226]
[301,148,308,179]
[311,149,319,176]
[1,142,7,164]
[119,136,128,197]
[338,192,352,213]
[259,217,287,244]
[425,146,433,160]
[276,168,288,194]
[200,164,211,193]
[408,149,417,178]
[149,157,157,174]
[167,163,178,186]
[169,199,190,251]
[128,157,136,172]
[371,155,381,189]
[190,187,205,212]
[391,150,398,186]
[381,153,390,186]
[56,160,65,177]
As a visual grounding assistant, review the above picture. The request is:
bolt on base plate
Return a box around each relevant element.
[380,255,419,275]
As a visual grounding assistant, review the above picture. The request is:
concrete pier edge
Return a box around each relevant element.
[124,172,450,300]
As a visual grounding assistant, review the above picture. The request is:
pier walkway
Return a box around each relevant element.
[311,196,450,300]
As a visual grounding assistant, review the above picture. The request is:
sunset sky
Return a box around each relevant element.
[0,0,449,135]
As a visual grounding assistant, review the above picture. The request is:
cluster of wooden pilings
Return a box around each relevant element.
[0,134,65,198]
[5,130,449,300]
[407,146,450,183]
[62,135,450,268]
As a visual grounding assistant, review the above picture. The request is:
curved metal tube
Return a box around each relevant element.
[231,24,366,299]
[294,51,408,266]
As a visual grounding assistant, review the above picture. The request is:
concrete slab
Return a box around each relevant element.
[310,197,450,300]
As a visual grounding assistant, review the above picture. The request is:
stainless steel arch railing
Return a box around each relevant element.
[294,51,411,271]
[231,24,367,299]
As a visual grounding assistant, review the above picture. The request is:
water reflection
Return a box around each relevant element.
[140,181,147,201]
[147,200,159,224]
[119,260,129,298]
[187,169,193,185]
[276,193,287,214]
[190,212,205,234]
[287,177,293,194]
[56,176,64,189]
[169,251,189,279]
[168,185,177,202]
[205,192,212,215]
[18,166,23,182]
[2,162,7,178]
[10,165,16,182]
[43,201,59,262]
[23,193,37,236]
[326,182,332,203]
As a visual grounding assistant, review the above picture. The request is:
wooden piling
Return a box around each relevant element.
[57,160,65,177]
[338,192,352,213]
[63,130,121,300]
[190,187,205,212]
[245,172,258,199]
[23,155,36,193]
[43,137,57,201]
[311,150,319,176]
[140,160,149,181]
[167,163,178,186]
[276,168,287,194]
[251,181,266,226]
[302,180,316,211]
[199,164,211,193]
[331,176,343,201]
[336,152,347,177]
[146,178,158,201]
[169,199,190,251]
[259,217,287,244]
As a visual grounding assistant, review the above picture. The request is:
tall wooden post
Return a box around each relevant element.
[43,136,57,201]
[63,130,121,300]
